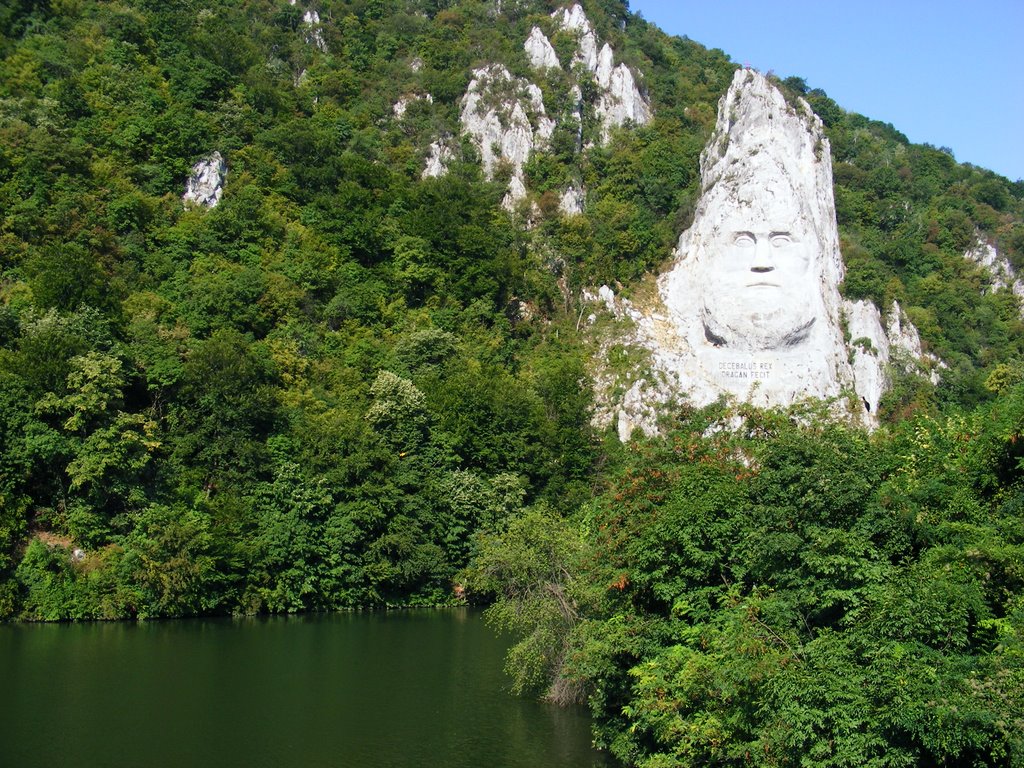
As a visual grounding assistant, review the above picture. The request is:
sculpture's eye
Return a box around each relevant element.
[770,233,793,247]
[733,232,755,247]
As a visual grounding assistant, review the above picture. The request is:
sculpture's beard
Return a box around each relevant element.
[700,290,818,350]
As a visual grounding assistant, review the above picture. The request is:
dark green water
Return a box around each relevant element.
[0,609,614,768]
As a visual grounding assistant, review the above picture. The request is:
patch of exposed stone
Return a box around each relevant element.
[422,137,455,179]
[582,286,680,441]
[559,185,585,216]
[524,26,561,71]
[843,299,944,415]
[393,93,433,121]
[302,9,327,52]
[457,64,555,209]
[427,5,651,214]
[964,235,1024,315]
[183,151,226,208]
[549,4,651,143]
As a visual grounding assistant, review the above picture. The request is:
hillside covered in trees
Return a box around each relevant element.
[1,0,1023,764]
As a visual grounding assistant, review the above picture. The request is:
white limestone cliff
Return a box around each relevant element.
[596,61,651,141]
[582,285,677,439]
[503,175,528,210]
[302,9,327,52]
[432,6,650,202]
[458,64,555,208]
[422,138,454,179]
[843,298,943,415]
[560,186,584,215]
[587,70,937,437]
[886,300,924,360]
[183,151,226,208]
[524,27,561,71]
[393,93,433,120]
[965,236,1024,314]
[844,299,888,415]
[551,4,650,142]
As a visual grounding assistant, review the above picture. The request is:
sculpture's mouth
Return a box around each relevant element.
[747,281,781,288]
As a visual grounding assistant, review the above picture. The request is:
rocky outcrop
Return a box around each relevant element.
[844,299,888,414]
[524,27,560,71]
[551,4,650,142]
[965,236,1024,314]
[560,186,584,215]
[582,286,676,440]
[843,298,944,415]
[886,301,925,360]
[393,93,433,120]
[458,64,555,209]
[302,9,327,52]
[183,151,225,208]
[595,54,650,141]
[554,4,598,71]
[429,5,649,210]
[587,70,938,437]
[422,137,454,179]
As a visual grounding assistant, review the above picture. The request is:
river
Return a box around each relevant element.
[0,608,615,767]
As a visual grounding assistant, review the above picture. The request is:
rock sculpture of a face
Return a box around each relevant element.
[698,205,818,350]
[657,69,852,408]
[594,70,937,433]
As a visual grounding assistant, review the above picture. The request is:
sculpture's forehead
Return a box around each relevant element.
[705,178,805,219]
[711,209,811,236]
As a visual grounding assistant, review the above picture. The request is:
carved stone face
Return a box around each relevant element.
[698,212,820,350]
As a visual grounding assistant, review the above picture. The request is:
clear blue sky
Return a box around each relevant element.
[628,0,1024,182]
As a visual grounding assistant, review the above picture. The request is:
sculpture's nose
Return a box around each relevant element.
[750,237,774,272]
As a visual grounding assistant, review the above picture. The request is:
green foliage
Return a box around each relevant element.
[476,396,1024,766]
[465,503,590,701]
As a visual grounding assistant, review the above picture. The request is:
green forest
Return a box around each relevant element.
[1,0,1022,765]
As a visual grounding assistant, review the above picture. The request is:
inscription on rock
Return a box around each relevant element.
[717,360,774,381]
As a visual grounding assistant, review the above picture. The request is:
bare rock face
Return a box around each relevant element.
[886,301,924,360]
[393,93,433,120]
[965,236,1024,313]
[843,299,944,415]
[551,4,650,142]
[596,60,650,142]
[432,5,649,211]
[588,70,937,437]
[183,151,226,208]
[422,138,454,179]
[560,186,585,215]
[844,299,888,415]
[458,64,554,209]
[302,9,327,52]
[657,69,852,408]
[524,27,560,71]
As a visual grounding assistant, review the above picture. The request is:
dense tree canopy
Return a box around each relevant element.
[469,391,1024,766]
